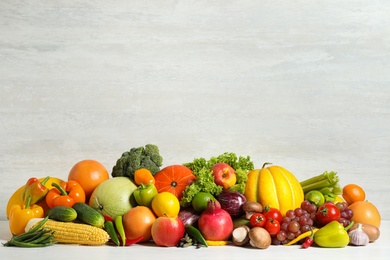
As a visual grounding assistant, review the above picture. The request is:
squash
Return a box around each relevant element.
[244,163,304,216]
[154,165,196,201]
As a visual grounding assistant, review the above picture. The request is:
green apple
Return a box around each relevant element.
[89,176,137,220]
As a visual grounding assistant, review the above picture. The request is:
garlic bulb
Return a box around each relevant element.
[349,224,369,246]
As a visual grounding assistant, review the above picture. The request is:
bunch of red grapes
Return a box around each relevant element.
[272,200,354,245]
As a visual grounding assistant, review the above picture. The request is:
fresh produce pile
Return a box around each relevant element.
[4,144,381,249]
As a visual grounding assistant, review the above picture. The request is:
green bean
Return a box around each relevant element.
[5,239,54,247]
[17,229,51,243]
[27,233,54,244]
[27,216,49,233]
[2,217,55,248]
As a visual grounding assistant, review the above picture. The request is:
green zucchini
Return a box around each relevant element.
[72,202,105,228]
[47,206,77,222]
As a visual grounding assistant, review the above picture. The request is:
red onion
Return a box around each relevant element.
[178,207,200,226]
[198,199,233,241]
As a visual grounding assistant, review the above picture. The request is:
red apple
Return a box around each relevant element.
[212,163,237,190]
[151,216,185,247]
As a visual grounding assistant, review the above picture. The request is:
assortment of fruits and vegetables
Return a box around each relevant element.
[2,143,383,251]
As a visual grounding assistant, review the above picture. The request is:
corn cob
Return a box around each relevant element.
[30,219,109,246]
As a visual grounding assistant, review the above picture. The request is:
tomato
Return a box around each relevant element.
[316,203,341,226]
[263,206,283,223]
[249,213,267,228]
[264,218,280,235]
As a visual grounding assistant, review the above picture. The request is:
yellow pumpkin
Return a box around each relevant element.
[244,163,304,216]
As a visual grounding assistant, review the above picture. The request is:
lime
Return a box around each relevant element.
[305,190,325,207]
[192,192,215,212]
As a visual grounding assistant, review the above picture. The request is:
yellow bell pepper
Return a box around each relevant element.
[9,195,44,235]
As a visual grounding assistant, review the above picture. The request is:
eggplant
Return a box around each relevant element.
[178,207,200,226]
[217,190,247,217]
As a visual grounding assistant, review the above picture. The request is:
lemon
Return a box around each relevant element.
[191,192,215,212]
[151,192,180,217]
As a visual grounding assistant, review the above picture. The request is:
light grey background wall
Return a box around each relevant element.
[1,0,389,221]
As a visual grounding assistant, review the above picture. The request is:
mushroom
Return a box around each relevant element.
[232,225,250,246]
[248,227,271,249]
[242,201,263,219]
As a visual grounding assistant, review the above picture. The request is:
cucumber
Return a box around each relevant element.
[47,206,77,222]
[72,202,105,228]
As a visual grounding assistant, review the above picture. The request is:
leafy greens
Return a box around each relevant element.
[180,152,254,207]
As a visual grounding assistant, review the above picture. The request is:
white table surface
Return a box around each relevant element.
[0,221,389,260]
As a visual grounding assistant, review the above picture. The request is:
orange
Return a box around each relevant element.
[342,184,366,205]
[122,206,156,242]
[68,159,109,198]
[349,200,381,228]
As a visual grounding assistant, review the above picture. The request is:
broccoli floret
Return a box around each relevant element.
[111,144,163,180]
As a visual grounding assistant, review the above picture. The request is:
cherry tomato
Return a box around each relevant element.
[316,203,341,226]
[264,218,280,235]
[263,206,283,223]
[249,213,267,228]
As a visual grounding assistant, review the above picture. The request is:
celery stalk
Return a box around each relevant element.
[331,183,342,195]
[300,171,339,194]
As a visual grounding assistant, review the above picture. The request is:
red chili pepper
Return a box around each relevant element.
[302,237,314,248]
[103,215,114,222]
[124,236,144,246]
[302,228,315,249]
